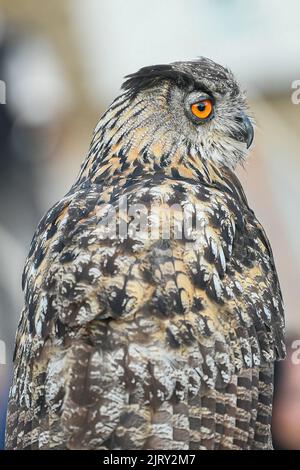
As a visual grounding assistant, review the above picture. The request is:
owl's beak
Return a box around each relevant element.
[232,114,254,149]
[243,115,254,149]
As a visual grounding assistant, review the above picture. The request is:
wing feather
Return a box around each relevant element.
[6,166,284,449]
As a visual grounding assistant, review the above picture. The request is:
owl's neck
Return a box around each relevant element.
[75,93,224,188]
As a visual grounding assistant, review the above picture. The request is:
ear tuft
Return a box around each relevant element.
[122,64,195,96]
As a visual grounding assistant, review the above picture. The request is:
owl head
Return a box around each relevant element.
[120,57,254,170]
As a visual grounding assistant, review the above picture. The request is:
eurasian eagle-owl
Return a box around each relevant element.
[5,58,285,450]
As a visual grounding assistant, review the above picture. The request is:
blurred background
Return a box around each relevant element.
[0,0,299,450]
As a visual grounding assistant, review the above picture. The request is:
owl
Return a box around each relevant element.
[5,58,285,450]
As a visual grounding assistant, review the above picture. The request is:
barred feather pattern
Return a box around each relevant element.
[5,64,285,450]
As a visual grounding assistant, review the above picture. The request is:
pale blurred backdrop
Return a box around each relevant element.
[0,0,299,449]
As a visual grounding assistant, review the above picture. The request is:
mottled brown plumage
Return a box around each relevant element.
[6,58,285,450]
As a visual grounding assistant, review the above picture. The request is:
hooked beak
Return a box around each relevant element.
[231,113,254,149]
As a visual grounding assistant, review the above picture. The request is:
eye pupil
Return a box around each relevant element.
[197,103,206,112]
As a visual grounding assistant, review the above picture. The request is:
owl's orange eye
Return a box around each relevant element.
[191,99,213,120]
